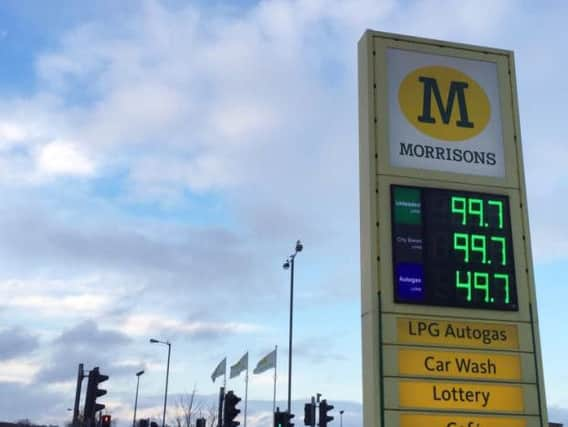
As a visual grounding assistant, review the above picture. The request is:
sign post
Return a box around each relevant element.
[358,31,548,427]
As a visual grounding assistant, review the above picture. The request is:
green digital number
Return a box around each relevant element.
[490,236,507,266]
[473,272,490,302]
[488,200,504,229]
[456,270,472,301]
[453,233,469,262]
[451,196,467,225]
[471,234,487,264]
[468,198,484,227]
[494,273,511,304]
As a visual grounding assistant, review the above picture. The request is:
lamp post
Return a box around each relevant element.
[340,410,344,427]
[150,338,171,427]
[282,239,303,414]
[133,370,145,427]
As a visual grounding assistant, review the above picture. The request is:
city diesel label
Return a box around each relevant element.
[399,380,524,412]
[397,318,519,349]
[398,349,521,380]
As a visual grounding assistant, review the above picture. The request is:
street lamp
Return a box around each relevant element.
[150,338,171,427]
[282,239,303,413]
[340,410,344,427]
[133,370,145,427]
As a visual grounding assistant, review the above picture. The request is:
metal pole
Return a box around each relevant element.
[217,386,225,427]
[272,345,277,414]
[162,343,171,427]
[73,363,84,427]
[244,366,249,427]
[340,410,344,427]
[133,374,141,427]
[287,256,295,414]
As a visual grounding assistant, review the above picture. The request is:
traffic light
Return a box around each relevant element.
[224,390,241,427]
[284,412,294,427]
[274,409,294,427]
[318,400,334,427]
[84,367,109,419]
[196,418,206,427]
[304,403,315,427]
[101,415,111,427]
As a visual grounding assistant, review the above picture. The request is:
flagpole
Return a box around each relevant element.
[243,351,248,427]
[224,366,227,390]
[244,356,249,427]
[222,360,227,427]
[273,345,277,414]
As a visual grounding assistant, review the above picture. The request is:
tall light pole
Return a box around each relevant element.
[150,338,171,427]
[133,370,145,427]
[282,239,303,414]
[340,410,344,427]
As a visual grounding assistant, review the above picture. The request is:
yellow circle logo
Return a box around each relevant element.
[398,66,491,141]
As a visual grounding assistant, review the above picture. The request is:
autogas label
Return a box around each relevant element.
[397,317,519,349]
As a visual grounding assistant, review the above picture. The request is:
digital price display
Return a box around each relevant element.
[391,185,518,311]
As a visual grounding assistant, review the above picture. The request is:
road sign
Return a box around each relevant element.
[358,31,548,427]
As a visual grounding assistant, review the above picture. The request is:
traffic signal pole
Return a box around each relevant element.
[217,386,224,427]
[73,363,84,427]
[286,255,295,414]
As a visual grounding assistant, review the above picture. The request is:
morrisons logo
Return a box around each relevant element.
[399,142,496,166]
[399,66,491,141]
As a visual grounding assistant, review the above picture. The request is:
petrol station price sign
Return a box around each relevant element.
[391,185,517,311]
[358,31,548,427]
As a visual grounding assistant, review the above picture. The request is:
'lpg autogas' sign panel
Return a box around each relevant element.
[387,48,505,177]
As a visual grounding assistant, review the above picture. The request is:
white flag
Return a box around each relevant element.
[211,357,226,383]
[253,348,276,375]
[230,352,248,378]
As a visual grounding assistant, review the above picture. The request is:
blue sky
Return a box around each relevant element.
[0,0,567,426]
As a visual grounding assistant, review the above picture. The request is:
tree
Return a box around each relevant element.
[204,400,218,427]
[175,387,199,427]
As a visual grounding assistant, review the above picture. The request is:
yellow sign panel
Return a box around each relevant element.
[399,380,524,412]
[400,414,526,427]
[397,317,519,350]
[398,348,521,380]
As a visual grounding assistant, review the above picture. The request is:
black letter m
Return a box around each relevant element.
[417,76,474,128]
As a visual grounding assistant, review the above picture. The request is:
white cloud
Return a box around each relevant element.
[213,103,277,140]
[7,294,107,316]
[0,121,27,145]
[36,140,95,176]
[0,359,40,384]
[119,313,262,338]
[0,277,130,320]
